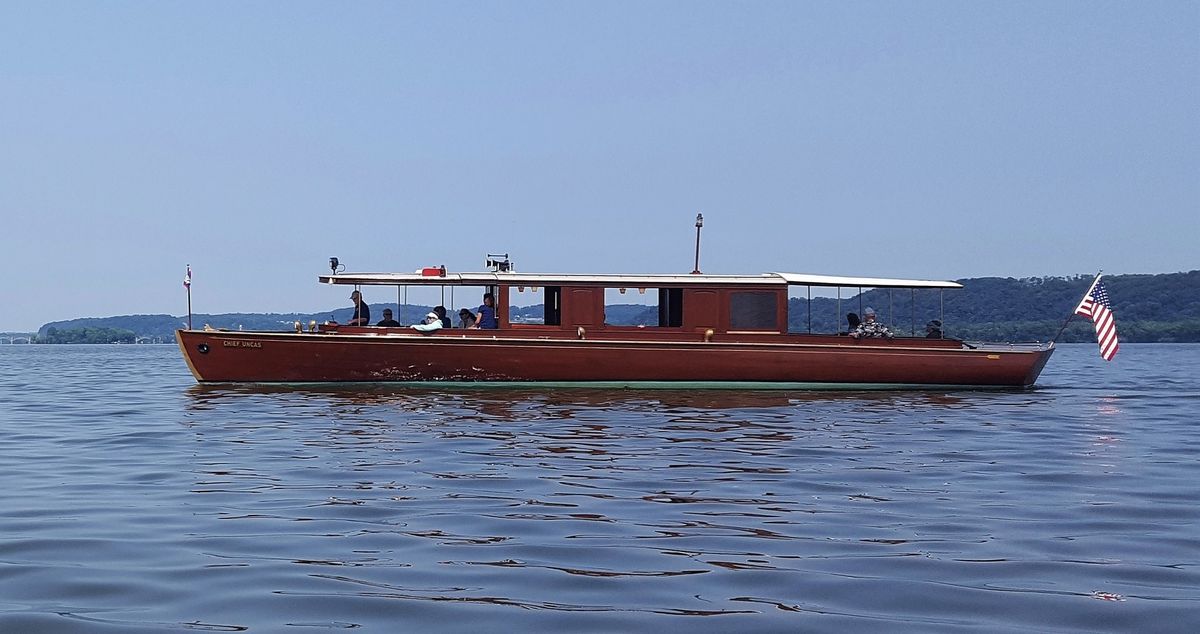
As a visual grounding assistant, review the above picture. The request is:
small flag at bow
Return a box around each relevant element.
[1075,277,1118,361]
[184,265,192,290]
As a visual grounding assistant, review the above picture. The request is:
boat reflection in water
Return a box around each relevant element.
[183,383,1002,421]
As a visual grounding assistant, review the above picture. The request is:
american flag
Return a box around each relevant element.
[183,265,192,290]
[1075,277,1118,361]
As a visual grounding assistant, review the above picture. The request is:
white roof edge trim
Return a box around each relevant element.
[317,271,961,289]
[773,273,962,289]
[318,272,786,286]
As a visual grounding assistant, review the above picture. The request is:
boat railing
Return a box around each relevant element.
[965,341,1054,352]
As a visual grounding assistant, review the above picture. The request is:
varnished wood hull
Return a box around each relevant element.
[176,329,1054,387]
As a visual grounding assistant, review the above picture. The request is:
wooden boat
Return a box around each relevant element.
[177,266,1053,387]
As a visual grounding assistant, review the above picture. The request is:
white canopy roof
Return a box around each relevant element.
[772,272,962,289]
[319,271,961,290]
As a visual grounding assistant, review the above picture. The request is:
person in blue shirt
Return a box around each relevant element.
[473,292,498,329]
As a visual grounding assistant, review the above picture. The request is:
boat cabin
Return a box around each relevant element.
[317,268,962,344]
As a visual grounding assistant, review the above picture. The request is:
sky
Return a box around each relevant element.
[1,1,1196,332]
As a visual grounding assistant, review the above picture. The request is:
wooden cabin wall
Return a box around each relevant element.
[563,287,601,327]
[682,289,720,331]
[497,285,509,327]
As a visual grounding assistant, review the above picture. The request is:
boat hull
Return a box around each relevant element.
[176,329,1054,387]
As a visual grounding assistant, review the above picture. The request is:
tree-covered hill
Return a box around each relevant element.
[37,305,434,342]
[802,271,1200,343]
[34,271,1200,343]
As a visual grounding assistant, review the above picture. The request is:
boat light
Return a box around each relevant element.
[486,253,513,272]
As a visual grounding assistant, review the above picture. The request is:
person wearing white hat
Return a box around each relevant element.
[411,311,444,333]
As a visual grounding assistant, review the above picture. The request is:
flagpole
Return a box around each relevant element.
[1051,270,1101,345]
[185,264,193,331]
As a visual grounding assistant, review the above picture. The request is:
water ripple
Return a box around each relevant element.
[1,344,1199,631]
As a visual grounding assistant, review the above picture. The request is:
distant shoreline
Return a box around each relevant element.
[21,271,1200,344]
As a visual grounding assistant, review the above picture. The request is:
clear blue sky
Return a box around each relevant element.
[1,1,1196,332]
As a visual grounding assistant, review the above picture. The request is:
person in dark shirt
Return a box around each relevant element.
[846,312,861,334]
[434,306,452,329]
[473,292,498,329]
[925,319,944,339]
[348,290,371,326]
[376,308,401,327]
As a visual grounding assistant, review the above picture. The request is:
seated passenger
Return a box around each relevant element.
[925,319,944,339]
[458,308,477,329]
[473,292,498,329]
[375,308,402,327]
[850,307,894,339]
[434,305,452,329]
[846,312,861,334]
[412,311,444,333]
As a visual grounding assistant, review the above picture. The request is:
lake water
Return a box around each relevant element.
[0,343,1197,632]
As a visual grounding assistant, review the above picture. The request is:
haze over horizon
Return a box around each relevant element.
[2,2,1196,332]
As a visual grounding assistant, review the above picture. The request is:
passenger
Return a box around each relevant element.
[925,319,944,339]
[458,308,477,329]
[434,305,452,329]
[473,292,498,329]
[849,307,894,339]
[347,290,371,326]
[411,311,443,333]
[846,312,861,334]
[375,308,402,327]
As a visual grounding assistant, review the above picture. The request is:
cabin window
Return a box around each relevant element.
[544,287,561,325]
[730,291,778,330]
[658,288,683,327]
[602,287,683,327]
[509,286,561,325]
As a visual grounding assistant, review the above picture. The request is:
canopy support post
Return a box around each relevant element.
[911,289,916,336]
[940,290,945,334]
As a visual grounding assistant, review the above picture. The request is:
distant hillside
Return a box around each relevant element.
[34,271,1200,343]
[791,271,1200,342]
[37,304,438,341]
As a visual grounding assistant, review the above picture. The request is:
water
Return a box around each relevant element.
[0,344,1197,632]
